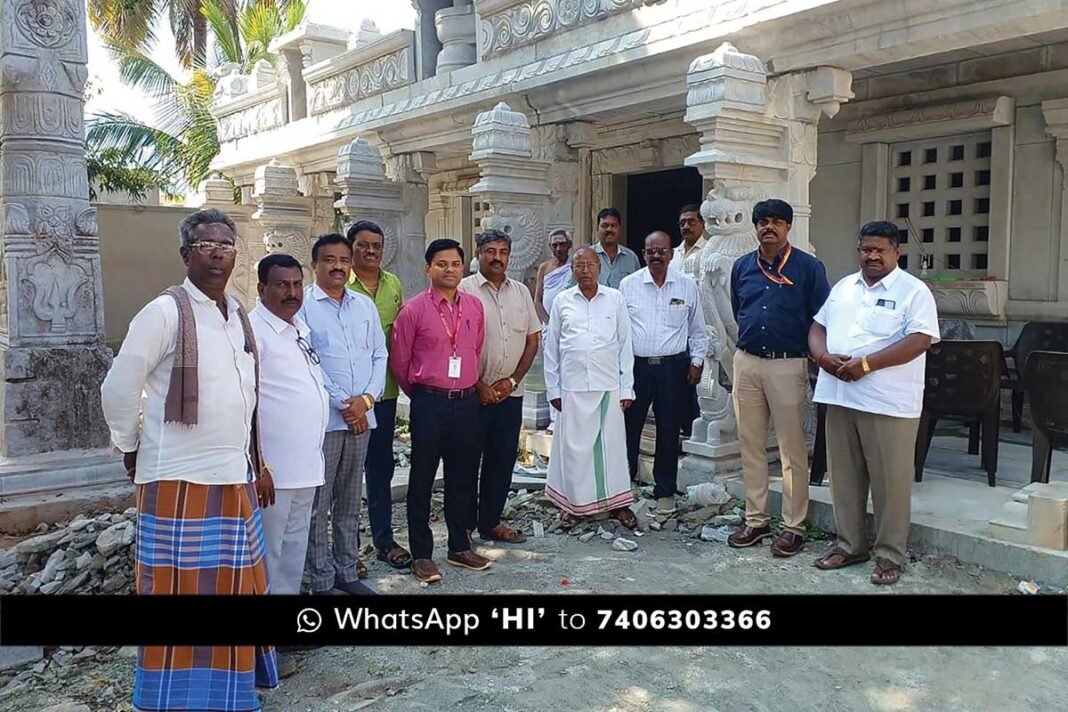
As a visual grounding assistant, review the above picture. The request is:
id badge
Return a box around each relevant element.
[448,355,462,379]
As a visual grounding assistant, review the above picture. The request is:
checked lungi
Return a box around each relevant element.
[134,480,279,712]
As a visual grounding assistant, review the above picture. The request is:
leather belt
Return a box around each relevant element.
[743,348,807,360]
[413,385,477,400]
[635,352,689,365]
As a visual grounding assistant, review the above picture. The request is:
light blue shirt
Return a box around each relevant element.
[298,284,388,433]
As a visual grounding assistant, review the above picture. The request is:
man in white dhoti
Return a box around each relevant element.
[544,247,637,529]
[536,229,573,433]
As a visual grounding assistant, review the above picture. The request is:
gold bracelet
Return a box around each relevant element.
[362,394,374,409]
[861,356,871,374]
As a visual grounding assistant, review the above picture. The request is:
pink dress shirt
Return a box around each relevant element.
[391,288,484,394]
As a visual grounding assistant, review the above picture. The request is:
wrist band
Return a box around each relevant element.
[861,356,871,374]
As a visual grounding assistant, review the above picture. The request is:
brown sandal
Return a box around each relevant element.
[611,507,638,530]
[870,558,902,585]
[481,524,528,543]
[814,548,871,570]
[356,558,368,579]
[376,544,413,569]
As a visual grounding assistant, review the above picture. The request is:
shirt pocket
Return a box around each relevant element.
[591,313,616,342]
[666,303,688,327]
[863,307,904,337]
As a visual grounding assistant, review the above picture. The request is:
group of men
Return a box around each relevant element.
[99,192,938,710]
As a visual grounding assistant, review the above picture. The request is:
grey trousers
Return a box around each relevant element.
[305,429,369,591]
[261,486,316,595]
[825,405,920,566]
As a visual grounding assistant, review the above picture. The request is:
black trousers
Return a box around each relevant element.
[407,389,481,559]
[472,396,524,536]
[364,397,398,551]
[625,357,689,499]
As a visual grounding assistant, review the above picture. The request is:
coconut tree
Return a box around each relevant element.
[86,1,306,196]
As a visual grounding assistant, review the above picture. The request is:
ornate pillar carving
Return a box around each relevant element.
[469,102,551,285]
[251,160,313,279]
[0,0,112,455]
[335,139,433,299]
[680,42,851,480]
[435,0,476,75]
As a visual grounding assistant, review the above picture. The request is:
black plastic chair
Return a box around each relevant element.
[915,340,1004,487]
[1025,350,1068,483]
[1002,322,1068,432]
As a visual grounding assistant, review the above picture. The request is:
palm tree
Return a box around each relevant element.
[86,1,306,197]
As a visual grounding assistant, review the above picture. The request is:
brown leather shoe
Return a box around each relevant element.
[446,549,492,571]
[727,525,773,548]
[411,558,442,583]
[771,531,805,557]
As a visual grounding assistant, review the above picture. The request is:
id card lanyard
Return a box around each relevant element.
[432,290,463,379]
[758,244,794,286]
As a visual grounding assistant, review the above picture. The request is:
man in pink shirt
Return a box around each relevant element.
[391,238,488,584]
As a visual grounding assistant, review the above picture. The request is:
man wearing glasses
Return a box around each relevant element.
[345,221,412,571]
[298,234,388,595]
[620,231,708,516]
[250,253,329,599]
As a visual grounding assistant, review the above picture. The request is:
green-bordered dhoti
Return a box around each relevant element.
[546,390,634,516]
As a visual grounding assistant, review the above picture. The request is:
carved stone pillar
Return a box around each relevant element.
[0,0,112,456]
[469,102,551,285]
[679,42,850,483]
[251,160,313,279]
[336,139,434,299]
[435,0,476,74]
[196,178,261,308]
[1042,98,1068,303]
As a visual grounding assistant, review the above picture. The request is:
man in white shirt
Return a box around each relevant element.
[100,209,277,710]
[809,221,939,586]
[299,234,388,596]
[620,231,709,515]
[671,203,706,272]
[250,254,329,595]
[544,247,636,526]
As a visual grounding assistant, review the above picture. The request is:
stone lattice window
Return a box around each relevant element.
[889,132,992,279]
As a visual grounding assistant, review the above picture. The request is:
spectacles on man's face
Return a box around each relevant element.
[572,261,599,271]
[189,240,237,256]
[644,247,671,257]
[296,335,320,365]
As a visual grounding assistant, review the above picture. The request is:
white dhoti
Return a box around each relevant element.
[546,389,634,516]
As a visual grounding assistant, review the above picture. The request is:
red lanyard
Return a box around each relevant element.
[758,244,794,286]
[429,290,463,353]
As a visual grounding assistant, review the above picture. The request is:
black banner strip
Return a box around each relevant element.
[2,595,1065,647]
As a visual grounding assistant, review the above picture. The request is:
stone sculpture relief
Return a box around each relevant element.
[308,47,412,116]
[479,0,648,58]
[480,208,545,280]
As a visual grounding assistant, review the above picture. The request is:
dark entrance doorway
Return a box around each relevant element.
[625,167,703,258]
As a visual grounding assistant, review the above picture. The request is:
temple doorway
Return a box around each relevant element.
[625,167,703,258]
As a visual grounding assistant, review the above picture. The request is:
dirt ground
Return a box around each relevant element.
[3,494,1066,712]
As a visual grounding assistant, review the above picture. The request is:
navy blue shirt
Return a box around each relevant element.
[731,245,830,355]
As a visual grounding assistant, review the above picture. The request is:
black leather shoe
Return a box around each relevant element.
[334,579,378,595]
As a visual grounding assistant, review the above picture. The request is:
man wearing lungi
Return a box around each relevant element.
[101,209,278,711]
[535,229,572,434]
[544,247,636,526]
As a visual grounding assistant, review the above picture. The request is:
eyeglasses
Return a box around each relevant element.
[644,248,671,256]
[189,240,237,256]
[572,261,599,271]
[296,335,320,365]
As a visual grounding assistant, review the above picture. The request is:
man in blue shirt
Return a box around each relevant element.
[568,208,640,289]
[727,199,830,558]
[299,234,388,595]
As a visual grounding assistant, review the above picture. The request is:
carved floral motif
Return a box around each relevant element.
[216,97,285,141]
[480,0,646,58]
[13,0,78,49]
[481,207,544,279]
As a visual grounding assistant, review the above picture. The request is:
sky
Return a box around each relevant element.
[85,1,417,124]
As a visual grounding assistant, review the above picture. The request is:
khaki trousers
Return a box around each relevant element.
[733,350,810,533]
[825,405,920,566]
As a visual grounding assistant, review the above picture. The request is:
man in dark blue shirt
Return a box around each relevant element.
[728,199,830,557]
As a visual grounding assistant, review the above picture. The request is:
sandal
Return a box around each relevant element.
[481,524,528,543]
[870,558,902,585]
[814,548,871,570]
[611,508,638,530]
[376,544,413,569]
[356,558,368,580]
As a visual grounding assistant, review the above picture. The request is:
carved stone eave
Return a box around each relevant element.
[212,82,283,119]
[925,280,1009,319]
[302,30,414,85]
[845,96,1015,144]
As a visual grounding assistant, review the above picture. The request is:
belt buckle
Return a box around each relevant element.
[448,388,463,399]
[648,356,662,365]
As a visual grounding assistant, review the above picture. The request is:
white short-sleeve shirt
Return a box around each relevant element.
[813,267,940,419]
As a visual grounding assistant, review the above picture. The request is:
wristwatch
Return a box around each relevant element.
[508,377,518,391]
[861,356,871,374]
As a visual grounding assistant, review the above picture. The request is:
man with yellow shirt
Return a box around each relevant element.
[347,220,411,570]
